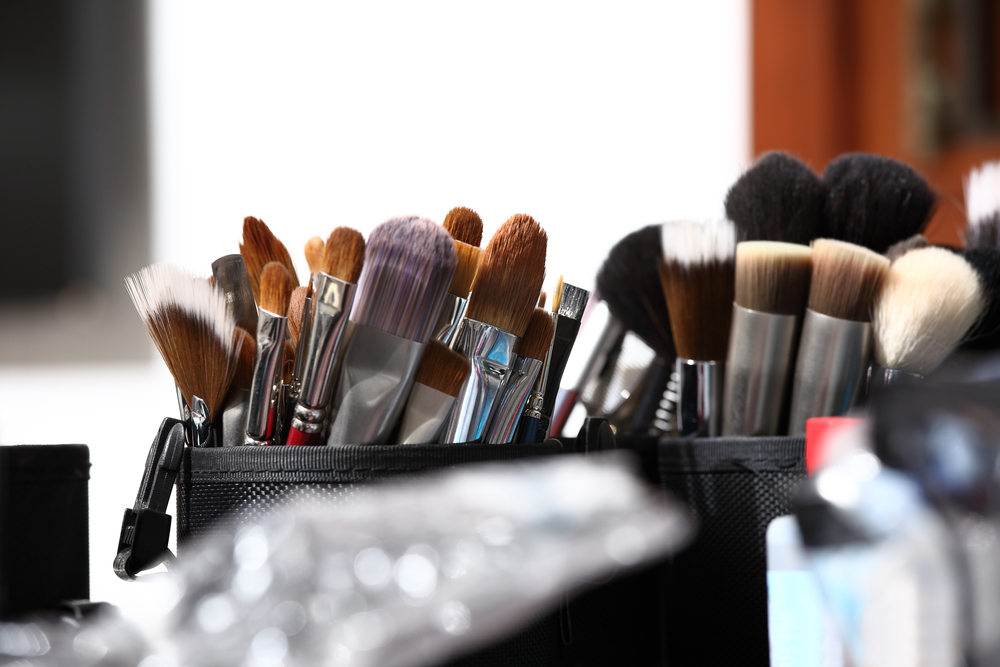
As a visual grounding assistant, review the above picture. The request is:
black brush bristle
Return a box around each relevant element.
[822,153,936,254]
[961,247,1000,351]
[724,152,826,244]
[596,225,675,359]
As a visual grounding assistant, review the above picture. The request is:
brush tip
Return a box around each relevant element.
[323,227,366,284]
[807,239,890,321]
[735,241,812,315]
[518,308,556,361]
[413,339,471,397]
[260,261,295,315]
[443,207,484,247]
[305,236,325,274]
[449,241,482,297]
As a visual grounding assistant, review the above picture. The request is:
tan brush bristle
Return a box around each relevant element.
[551,276,564,313]
[734,242,813,315]
[305,236,325,274]
[208,276,215,288]
[260,261,295,315]
[283,339,296,385]
[287,285,309,344]
[466,214,547,336]
[413,339,472,397]
[233,327,256,391]
[443,207,484,247]
[517,308,556,361]
[538,292,546,309]
[449,241,482,297]
[807,239,890,321]
[322,226,366,283]
[239,216,300,302]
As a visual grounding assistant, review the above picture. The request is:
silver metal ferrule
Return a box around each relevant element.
[722,304,799,436]
[244,310,287,444]
[867,362,923,397]
[188,395,213,448]
[432,292,468,348]
[211,254,258,333]
[676,358,724,437]
[397,383,457,445]
[484,356,544,444]
[787,309,872,436]
[440,319,519,444]
[326,324,426,446]
[292,273,356,432]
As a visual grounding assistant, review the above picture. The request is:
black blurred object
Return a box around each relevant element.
[961,247,1000,351]
[822,153,936,254]
[724,151,827,244]
[658,436,806,667]
[0,445,90,618]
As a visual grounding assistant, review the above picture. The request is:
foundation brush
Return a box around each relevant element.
[964,160,1000,249]
[657,219,736,437]
[239,215,300,303]
[286,227,365,446]
[125,264,244,447]
[787,240,889,435]
[434,207,484,346]
[244,262,295,445]
[723,242,812,435]
[397,340,471,444]
[441,214,547,444]
[868,247,985,392]
[327,216,456,446]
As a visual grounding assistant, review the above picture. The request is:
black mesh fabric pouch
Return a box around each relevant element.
[658,436,806,667]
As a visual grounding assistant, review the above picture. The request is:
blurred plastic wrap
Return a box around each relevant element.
[117,452,690,667]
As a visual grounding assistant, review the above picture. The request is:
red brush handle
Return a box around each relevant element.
[286,425,323,446]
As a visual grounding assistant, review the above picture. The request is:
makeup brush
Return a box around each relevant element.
[869,247,985,390]
[211,254,259,334]
[960,247,1000,351]
[287,284,312,392]
[287,226,366,446]
[397,340,471,444]
[219,327,257,448]
[485,308,555,443]
[723,241,812,435]
[552,276,565,311]
[125,264,243,447]
[964,160,1000,249]
[327,217,456,445]
[822,153,936,254]
[724,151,826,244]
[304,236,326,275]
[787,239,890,434]
[538,292,546,309]
[244,262,294,445]
[441,213,547,444]
[434,208,484,346]
[239,216,300,303]
[658,219,736,437]
[232,328,256,391]
[885,234,930,263]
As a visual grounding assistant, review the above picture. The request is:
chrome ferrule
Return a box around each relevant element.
[676,358,724,437]
[244,309,287,444]
[432,293,469,348]
[866,363,923,397]
[485,356,544,444]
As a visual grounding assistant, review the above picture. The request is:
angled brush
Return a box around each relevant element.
[397,340,471,444]
[239,216,300,303]
[964,160,1000,249]
[244,262,294,445]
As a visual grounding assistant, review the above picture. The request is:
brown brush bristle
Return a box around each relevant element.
[304,236,325,274]
[449,241,481,296]
[413,339,471,397]
[282,339,296,385]
[233,327,256,391]
[734,242,812,315]
[660,262,735,361]
[538,292,546,309]
[322,226,366,283]
[287,286,309,344]
[551,276,564,313]
[466,214,547,336]
[208,276,215,288]
[807,239,890,321]
[260,262,295,315]
[443,207,484,247]
[517,308,556,361]
[239,216,299,302]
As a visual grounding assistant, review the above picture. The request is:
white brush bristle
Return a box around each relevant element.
[873,247,986,375]
[966,160,1000,230]
[125,264,235,344]
[660,219,736,265]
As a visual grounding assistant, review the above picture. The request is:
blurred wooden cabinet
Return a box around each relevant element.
[754,0,1000,246]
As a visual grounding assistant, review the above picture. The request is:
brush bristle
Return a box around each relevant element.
[538,292,546,309]
[466,214,548,337]
[260,261,295,315]
[659,220,736,360]
[323,226,366,283]
[965,160,1000,248]
[233,327,256,391]
[287,285,309,344]
[413,339,471,397]
[283,339,296,385]
[551,276,564,313]
[125,264,242,418]
[305,236,325,274]
[734,241,812,315]
[443,207,484,247]
[873,247,985,374]
[351,216,457,342]
[822,153,936,254]
[597,225,676,357]
[724,151,826,244]
[517,308,556,361]
[885,234,930,263]
[807,239,890,321]
[239,216,300,302]
[961,247,1000,350]
[449,241,481,297]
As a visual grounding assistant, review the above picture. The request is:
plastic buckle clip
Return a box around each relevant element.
[114,417,185,581]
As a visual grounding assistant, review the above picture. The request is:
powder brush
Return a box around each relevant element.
[327,217,456,446]
[239,216,300,303]
[397,340,471,444]
[965,160,1000,249]
[244,262,294,445]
